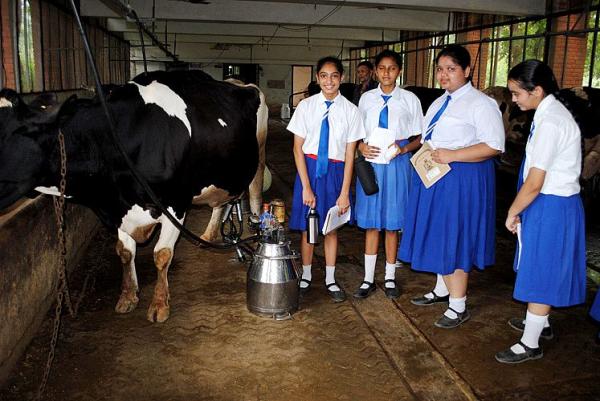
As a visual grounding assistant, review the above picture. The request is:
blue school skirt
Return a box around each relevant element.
[591,291,600,322]
[289,155,352,232]
[355,140,411,231]
[513,193,586,307]
[398,159,496,275]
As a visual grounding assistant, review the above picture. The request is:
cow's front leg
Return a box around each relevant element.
[115,229,139,313]
[147,210,184,323]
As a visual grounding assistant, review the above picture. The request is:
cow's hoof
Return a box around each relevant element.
[147,303,170,323]
[115,294,139,313]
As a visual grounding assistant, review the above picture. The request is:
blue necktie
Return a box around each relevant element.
[316,100,334,178]
[423,95,452,141]
[378,95,392,129]
[517,122,536,190]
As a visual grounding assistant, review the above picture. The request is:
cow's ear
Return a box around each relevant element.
[26,95,77,126]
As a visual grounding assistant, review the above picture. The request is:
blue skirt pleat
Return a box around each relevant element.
[591,291,600,322]
[355,140,411,231]
[289,156,352,232]
[398,159,496,275]
[513,193,586,307]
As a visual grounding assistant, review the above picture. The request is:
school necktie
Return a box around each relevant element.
[517,122,536,190]
[316,100,334,178]
[423,95,452,141]
[378,95,392,129]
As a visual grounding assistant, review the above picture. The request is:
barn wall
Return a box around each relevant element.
[0,197,100,386]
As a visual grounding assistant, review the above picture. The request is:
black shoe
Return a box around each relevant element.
[410,291,449,306]
[299,279,311,295]
[434,308,471,329]
[507,317,554,340]
[495,341,543,364]
[353,281,376,299]
[384,279,400,299]
[326,282,346,303]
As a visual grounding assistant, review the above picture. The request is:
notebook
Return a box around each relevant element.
[322,205,351,235]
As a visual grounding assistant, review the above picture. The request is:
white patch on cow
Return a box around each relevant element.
[119,204,159,234]
[156,207,185,254]
[131,80,192,137]
[218,118,227,127]
[0,98,13,108]
[34,186,72,198]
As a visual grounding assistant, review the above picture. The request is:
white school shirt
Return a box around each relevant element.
[523,94,581,196]
[423,82,505,152]
[358,85,423,141]
[287,92,366,161]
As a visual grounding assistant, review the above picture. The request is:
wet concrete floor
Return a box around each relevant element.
[1,119,600,401]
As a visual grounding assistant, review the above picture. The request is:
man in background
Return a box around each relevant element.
[352,60,378,105]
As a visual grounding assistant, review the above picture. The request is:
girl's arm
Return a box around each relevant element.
[505,167,546,233]
[336,140,358,214]
[432,143,500,164]
[293,135,316,209]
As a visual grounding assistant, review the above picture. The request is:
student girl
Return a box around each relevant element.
[287,56,366,302]
[399,44,505,328]
[496,60,586,363]
[353,49,423,300]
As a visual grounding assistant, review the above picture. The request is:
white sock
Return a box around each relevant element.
[325,265,339,291]
[511,311,546,353]
[424,274,449,299]
[300,265,312,288]
[519,316,550,328]
[444,296,466,319]
[385,262,396,288]
[360,254,377,289]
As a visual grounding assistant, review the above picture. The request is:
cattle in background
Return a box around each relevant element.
[0,70,267,322]
[403,86,444,114]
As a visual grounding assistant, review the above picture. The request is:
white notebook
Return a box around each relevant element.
[322,205,351,235]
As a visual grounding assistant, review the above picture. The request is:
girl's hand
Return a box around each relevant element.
[386,143,406,161]
[431,148,455,164]
[336,193,350,216]
[359,141,381,159]
[303,187,316,209]
[505,214,521,234]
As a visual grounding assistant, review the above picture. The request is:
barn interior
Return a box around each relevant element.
[1,0,600,400]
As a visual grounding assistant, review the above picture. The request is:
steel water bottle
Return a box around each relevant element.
[306,208,319,244]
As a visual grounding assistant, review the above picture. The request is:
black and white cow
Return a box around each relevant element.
[0,70,267,322]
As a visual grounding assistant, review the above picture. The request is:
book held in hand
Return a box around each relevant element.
[322,205,351,235]
[410,141,451,188]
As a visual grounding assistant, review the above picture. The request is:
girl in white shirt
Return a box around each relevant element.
[353,50,423,300]
[496,60,586,363]
[399,45,505,329]
[288,56,366,302]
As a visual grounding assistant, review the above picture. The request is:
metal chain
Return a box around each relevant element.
[36,130,72,400]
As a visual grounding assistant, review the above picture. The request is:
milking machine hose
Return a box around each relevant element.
[67,0,258,251]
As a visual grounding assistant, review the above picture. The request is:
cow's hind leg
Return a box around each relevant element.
[147,211,184,323]
[115,229,139,313]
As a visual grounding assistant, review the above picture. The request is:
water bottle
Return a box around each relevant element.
[306,208,319,244]
[259,203,273,230]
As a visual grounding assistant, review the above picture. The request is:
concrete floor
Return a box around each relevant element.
[1,119,599,401]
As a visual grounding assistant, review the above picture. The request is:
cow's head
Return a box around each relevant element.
[0,89,65,210]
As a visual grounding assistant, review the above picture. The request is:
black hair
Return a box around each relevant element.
[316,56,344,75]
[509,59,580,128]
[508,59,559,96]
[375,49,402,69]
[357,60,374,70]
[435,44,471,71]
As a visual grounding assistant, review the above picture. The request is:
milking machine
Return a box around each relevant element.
[219,199,300,320]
